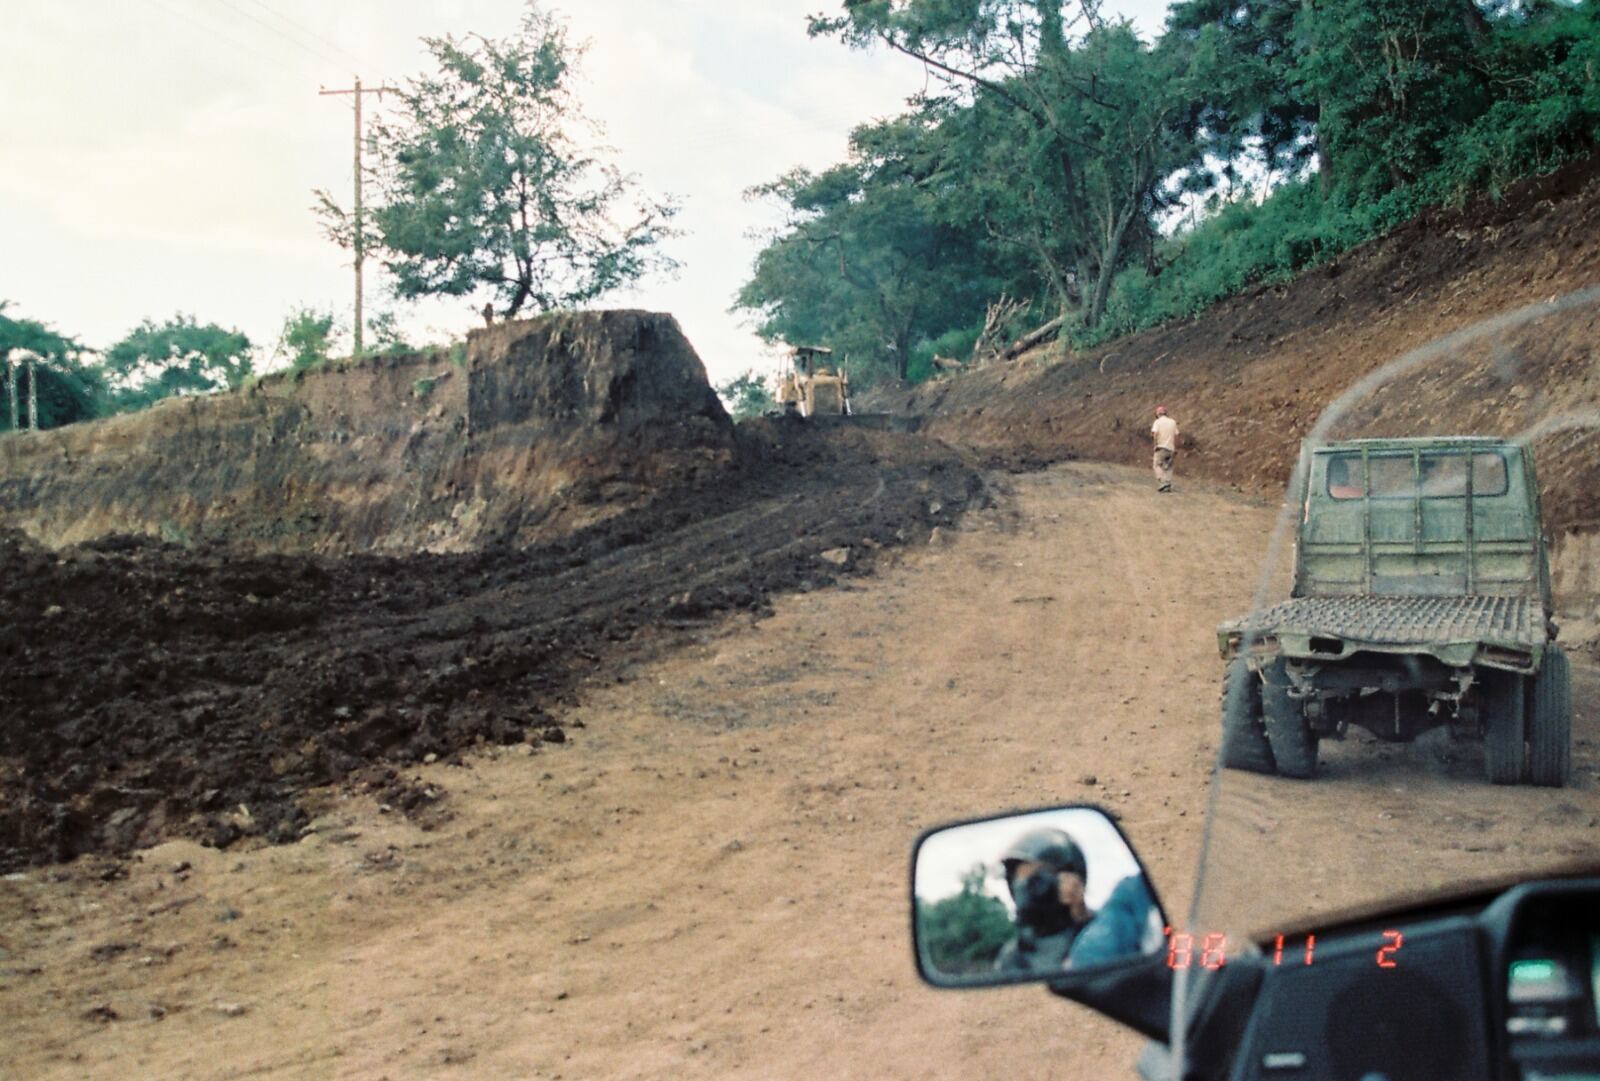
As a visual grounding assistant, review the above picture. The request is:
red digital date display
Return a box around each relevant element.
[1163,928,1402,970]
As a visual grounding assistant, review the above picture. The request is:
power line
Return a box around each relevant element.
[238,0,375,74]
[137,0,301,72]
[210,0,350,71]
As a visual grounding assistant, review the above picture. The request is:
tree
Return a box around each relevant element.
[275,307,340,372]
[103,314,253,411]
[366,310,414,356]
[1293,0,1493,199]
[317,2,678,320]
[916,866,1016,976]
[774,0,1600,360]
[715,370,776,420]
[1165,0,1322,184]
[737,115,1008,382]
[812,3,1199,328]
[0,303,102,431]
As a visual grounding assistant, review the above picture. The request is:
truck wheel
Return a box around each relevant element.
[1480,669,1526,785]
[1262,665,1317,779]
[1220,658,1275,774]
[1527,646,1571,788]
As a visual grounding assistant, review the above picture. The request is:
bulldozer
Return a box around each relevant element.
[775,345,851,418]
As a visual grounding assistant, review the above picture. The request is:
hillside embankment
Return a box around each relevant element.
[0,314,985,871]
[0,312,734,553]
[867,156,1600,610]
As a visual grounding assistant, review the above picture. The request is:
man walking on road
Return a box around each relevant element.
[1150,405,1179,492]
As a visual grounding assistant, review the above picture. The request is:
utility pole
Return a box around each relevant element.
[5,352,17,432]
[26,353,38,431]
[320,78,396,358]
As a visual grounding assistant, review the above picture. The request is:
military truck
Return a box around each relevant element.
[1218,437,1570,786]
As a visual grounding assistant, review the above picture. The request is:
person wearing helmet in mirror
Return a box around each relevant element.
[1150,406,1179,492]
[994,827,1092,975]
[1064,870,1160,971]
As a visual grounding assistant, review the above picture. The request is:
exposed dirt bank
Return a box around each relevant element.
[0,311,733,553]
[0,420,985,872]
[866,156,1600,605]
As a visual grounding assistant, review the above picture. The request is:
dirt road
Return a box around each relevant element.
[4,462,1597,1080]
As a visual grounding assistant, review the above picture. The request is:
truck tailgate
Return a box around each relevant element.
[1222,595,1547,668]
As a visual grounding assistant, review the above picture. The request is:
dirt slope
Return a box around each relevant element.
[867,156,1600,603]
[4,463,1594,1080]
[0,421,984,872]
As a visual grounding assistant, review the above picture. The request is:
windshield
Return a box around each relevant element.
[1183,288,1600,987]
[1324,450,1510,500]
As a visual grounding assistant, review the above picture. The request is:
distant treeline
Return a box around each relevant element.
[0,304,403,433]
[736,0,1600,384]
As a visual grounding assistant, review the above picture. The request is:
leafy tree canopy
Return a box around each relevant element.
[318,1,679,320]
[715,370,776,421]
[103,314,253,412]
[0,302,102,431]
[275,307,341,373]
[737,114,1011,382]
[916,865,1016,976]
[743,1,1600,378]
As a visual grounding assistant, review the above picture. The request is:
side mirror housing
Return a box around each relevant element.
[911,804,1169,989]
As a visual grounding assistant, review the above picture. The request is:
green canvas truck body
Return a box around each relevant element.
[1217,437,1570,786]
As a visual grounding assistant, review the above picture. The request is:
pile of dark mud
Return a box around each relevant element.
[0,421,985,871]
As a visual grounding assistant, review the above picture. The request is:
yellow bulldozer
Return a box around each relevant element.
[775,345,851,418]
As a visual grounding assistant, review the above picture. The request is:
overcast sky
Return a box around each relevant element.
[2,1,1172,384]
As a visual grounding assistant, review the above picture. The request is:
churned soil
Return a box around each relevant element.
[0,419,986,872]
[4,463,1595,1081]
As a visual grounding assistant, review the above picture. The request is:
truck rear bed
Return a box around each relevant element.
[1221,594,1547,671]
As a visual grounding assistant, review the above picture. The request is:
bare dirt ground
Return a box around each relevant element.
[7,461,1596,1080]
[0,421,982,872]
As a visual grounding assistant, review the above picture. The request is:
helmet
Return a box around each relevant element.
[1155,405,1168,416]
[1000,827,1087,880]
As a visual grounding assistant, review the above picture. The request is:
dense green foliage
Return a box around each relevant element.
[737,115,1012,382]
[916,866,1017,976]
[740,1,1600,380]
[715,370,777,420]
[103,315,253,411]
[318,2,678,320]
[276,307,341,373]
[0,303,103,431]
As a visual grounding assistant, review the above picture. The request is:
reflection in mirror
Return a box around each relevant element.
[913,806,1165,988]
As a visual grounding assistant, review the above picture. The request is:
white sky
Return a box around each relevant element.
[1,1,1172,386]
[914,806,1147,912]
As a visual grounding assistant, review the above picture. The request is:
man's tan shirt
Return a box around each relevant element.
[1151,415,1178,451]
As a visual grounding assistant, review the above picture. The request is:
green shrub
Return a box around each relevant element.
[909,322,985,381]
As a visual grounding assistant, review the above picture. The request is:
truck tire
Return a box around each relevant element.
[1480,669,1526,785]
[1262,665,1317,779]
[1527,646,1571,788]
[1220,658,1275,774]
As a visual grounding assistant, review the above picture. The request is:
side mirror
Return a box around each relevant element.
[912,805,1167,988]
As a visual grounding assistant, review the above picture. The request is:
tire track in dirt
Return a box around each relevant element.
[3,462,1595,1080]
